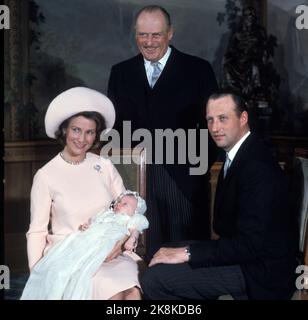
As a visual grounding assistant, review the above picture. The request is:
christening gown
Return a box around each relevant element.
[20,209,148,300]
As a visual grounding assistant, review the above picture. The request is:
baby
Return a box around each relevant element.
[79,192,145,251]
[21,190,149,300]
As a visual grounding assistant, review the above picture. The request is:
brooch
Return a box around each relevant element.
[94,164,102,172]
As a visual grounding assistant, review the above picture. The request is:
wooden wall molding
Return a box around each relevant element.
[4,140,60,162]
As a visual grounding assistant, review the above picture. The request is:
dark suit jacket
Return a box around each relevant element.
[108,46,218,200]
[189,134,297,299]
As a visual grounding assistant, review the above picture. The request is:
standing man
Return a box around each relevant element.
[108,5,218,260]
[141,90,297,300]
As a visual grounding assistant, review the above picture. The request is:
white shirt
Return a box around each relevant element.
[226,131,251,165]
[144,46,172,85]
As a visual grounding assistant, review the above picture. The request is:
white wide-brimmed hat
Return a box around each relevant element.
[45,87,115,138]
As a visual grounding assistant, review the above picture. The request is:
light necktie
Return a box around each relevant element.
[150,61,161,88]
[224,154,231,178]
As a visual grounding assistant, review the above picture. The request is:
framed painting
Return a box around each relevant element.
[4,0,229,140]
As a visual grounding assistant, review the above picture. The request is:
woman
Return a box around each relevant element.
[22,191,148,300]
[26,86,142,300]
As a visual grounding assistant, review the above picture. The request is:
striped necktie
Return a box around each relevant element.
[150,61,161,88]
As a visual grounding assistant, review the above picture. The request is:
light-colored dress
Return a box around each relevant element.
[26,152,143,299]
[21,209,149,300]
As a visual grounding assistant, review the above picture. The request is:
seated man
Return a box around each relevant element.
[141,90,297,300]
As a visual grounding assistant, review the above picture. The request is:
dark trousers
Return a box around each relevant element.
[145,165,210,261]
[141,262,248,300]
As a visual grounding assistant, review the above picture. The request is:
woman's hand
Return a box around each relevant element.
[124,236,137,252]
[78,218,92,231]
[78,222,90,231]
[124,228,139,252]
[105,235,129,262]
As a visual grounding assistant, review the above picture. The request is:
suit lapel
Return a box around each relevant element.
[214,152,227,213]
[223,133,255,183]
[215,134,256,213]
[134,54,150,88]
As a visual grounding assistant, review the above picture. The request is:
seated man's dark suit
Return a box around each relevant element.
[142,133,297,300]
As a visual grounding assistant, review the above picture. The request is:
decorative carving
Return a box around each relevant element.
[8,0,23,140]
[5,0,41,141]
[222,6,280,109]
[217,2,281,137]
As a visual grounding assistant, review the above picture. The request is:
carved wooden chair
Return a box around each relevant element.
[291,148,308,299]
[99,147,147,257]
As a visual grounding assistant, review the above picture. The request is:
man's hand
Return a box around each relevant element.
[105,235,129,262]
[148,247,189,267]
